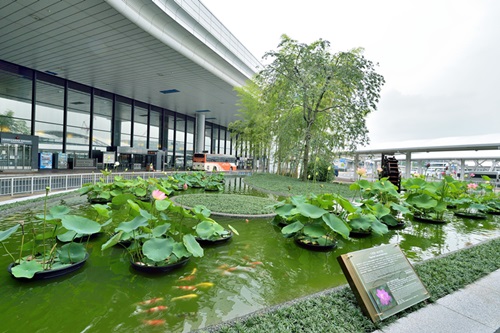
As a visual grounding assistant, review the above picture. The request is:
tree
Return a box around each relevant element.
[229,81,273,171]
[0,110,30,134]
[258,35,385,180]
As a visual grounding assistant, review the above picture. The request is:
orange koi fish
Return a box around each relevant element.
[195,282,214,289]
[138,297,164,305]
[174,285,197,291]
[142,305,168,313]
[143,319,166,326]
[178,268,197,281]
[171,294,198,302]
[248,261,263,267]
[178,275,195,282]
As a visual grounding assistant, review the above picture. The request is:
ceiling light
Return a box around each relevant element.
[160,89,179,94]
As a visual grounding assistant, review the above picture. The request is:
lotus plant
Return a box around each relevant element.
[1,187,101,279]
[101,189,204,268]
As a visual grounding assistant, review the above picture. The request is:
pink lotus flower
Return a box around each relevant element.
[467,183,478,190]
[469,173,475,178]
[376,288,392,306]
[152,189,166,201]
[183,183,188,191]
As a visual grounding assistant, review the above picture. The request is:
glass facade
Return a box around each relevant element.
[133,104,148,149]
[0,60,231,170]
[67,84,91,157]
[35,79,64,152]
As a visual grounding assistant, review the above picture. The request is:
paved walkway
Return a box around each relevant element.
[373,269,500,333]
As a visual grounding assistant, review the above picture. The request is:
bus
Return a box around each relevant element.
[192,153,237,171]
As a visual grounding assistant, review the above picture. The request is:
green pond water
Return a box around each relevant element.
[1,178,500,332]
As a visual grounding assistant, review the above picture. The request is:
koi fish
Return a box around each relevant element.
[178,268,197,281]
[142,305,168,313]
[248,261,263,267]
[178,275,195,282]
[171,294,198,302]
[138,297,164,305]
[174,285,197,291]
[195,282,214,289]
[143,319,166,326]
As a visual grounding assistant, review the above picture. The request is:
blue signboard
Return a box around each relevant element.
[39,152,53,170]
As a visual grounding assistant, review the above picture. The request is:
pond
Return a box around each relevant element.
[1,180,500,332]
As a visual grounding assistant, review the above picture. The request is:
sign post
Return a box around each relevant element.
[338,244,430,322]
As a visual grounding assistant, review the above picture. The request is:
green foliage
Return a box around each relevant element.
[173,194,277,215]
[243,173,353,197]
[306,159,335,182]
[254,35,385,180]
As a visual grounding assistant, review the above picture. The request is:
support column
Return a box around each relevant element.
[195,112,205,153]
[460,159,465,180]
[405,153,412,179]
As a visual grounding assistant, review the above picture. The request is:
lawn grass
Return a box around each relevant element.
[172,193,277,215]
[243,173,354,198]
[200,237,500,333]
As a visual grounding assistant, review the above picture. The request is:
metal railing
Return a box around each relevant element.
[0,172,169,197]
[0,170,253,197]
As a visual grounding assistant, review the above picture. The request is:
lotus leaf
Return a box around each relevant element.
[371,202,391,218]
[58,242,87,263]
[195,221,216,239]
[0,224,20,242]
[183,234,204,257]
[152,223,170,237]
[101,231,123,251]
[134,187,147,198]
[407,194,438,209]
[348,215,373,231]
[172,242,190,260]
[275,203,299,217]
[115,216,148,233]
[281,221,304,237]
[61,215,101,235]
[57,230,79,242]
[322,213,350,239]
[11,260,44,278]
[143,238,173,262]
[381,214,400,226]
[295,203,327,219]
[155,199,171,211]
[92,204,111,218]
[303,224,326,238]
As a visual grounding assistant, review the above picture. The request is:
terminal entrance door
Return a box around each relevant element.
[0,143,32,170]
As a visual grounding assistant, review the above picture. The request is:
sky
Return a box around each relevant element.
[202,0,500,150]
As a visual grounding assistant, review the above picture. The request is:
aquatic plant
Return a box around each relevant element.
[0,187,101,278]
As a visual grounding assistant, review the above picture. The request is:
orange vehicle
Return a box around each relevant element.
[192,153,237,171]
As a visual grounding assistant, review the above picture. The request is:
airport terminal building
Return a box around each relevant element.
[0,0,259,171]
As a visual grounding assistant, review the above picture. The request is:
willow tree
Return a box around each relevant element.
[229,80,273,171]
[259,35,385,180]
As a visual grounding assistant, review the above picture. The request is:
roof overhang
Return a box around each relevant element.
[0,0,260,127]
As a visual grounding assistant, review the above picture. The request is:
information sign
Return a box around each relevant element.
[338,244,429,322]
[103,153,115,164]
